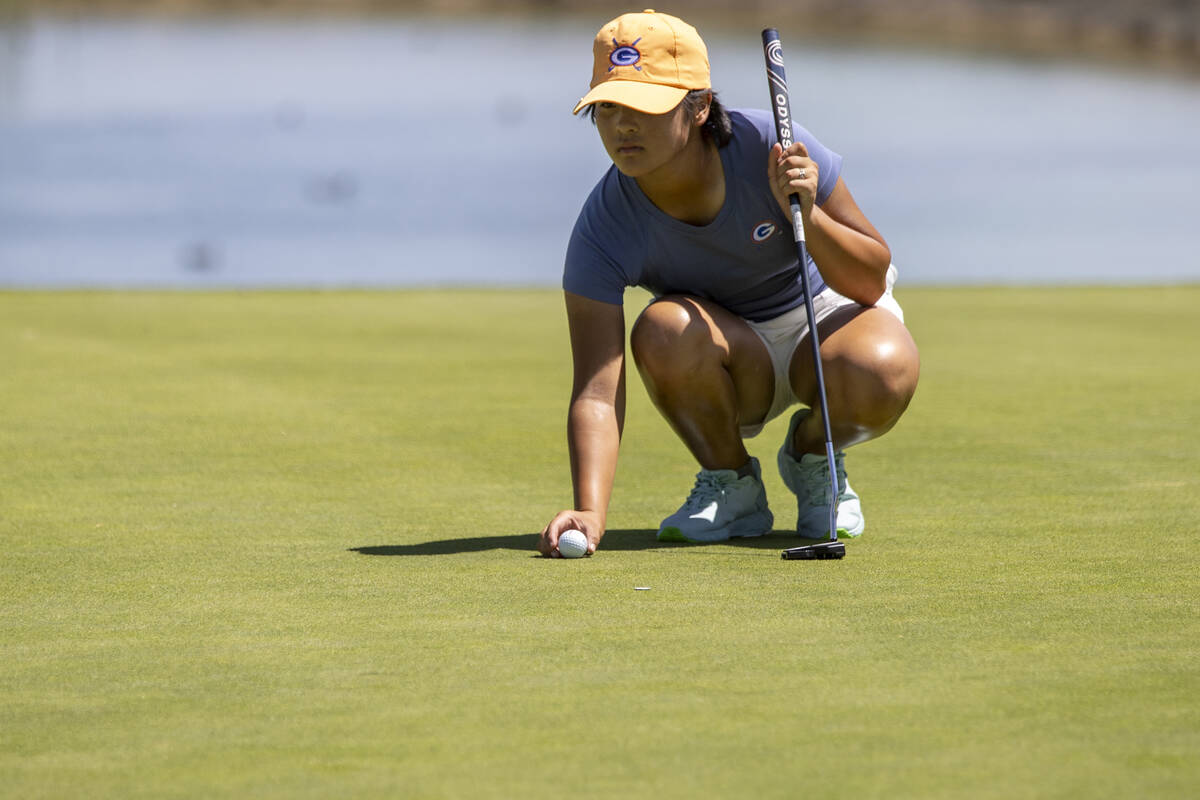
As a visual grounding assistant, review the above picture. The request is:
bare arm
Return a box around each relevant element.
[539,291,626,557]
[768,142,891,305]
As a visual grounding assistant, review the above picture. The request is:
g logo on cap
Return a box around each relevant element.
[609,37,642,70]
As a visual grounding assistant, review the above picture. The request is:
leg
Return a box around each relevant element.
[630,295,775,470]
[787,305,920,455]
[777,305,918,538]
[632,295,777,543]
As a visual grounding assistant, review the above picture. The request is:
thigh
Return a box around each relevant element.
[634,295,777,426]
[788,304,920,409]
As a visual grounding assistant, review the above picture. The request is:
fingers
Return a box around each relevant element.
[539,516,565,557]
[769,140,809,162]
[768,140,818,216]
[776,145,817,188]
[539,511,602,558]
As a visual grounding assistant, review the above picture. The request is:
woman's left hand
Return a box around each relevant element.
[768,141,818,219]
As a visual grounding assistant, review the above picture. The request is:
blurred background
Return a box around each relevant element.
[1,0,1198,288]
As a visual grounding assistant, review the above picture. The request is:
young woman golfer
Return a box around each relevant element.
[540,10,919,557]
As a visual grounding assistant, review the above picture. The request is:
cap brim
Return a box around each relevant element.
[572,80,690,115]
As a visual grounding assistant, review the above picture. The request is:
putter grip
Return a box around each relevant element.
[762,29,795,153]
[762,28,804,234]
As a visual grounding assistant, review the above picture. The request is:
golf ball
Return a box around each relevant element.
[558,529,589,559]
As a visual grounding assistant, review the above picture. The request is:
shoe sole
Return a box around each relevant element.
[657,510,774,543]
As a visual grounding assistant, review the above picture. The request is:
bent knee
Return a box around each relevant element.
[869,332,920,407]
[630,296,707,367]
[829,330,920,429]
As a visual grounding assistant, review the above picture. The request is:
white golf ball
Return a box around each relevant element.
[557,529,589,559]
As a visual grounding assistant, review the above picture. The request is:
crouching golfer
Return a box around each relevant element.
[540,10,919,557]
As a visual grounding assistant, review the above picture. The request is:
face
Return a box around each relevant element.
[593,99,707,179]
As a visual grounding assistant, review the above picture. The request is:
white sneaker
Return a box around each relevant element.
[777,409,865,539]
[657,457,774,543]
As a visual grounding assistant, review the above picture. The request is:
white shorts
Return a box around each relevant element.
[739,264,905,439]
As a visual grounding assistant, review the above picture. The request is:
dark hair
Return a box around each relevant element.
[584,89,733,148]
[683,90,733,147]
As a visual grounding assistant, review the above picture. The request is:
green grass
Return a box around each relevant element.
[1,287,1197,798]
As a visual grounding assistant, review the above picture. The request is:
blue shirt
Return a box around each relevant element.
[563,108,842,322]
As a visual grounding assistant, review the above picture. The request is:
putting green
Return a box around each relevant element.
[1,287,1197,798]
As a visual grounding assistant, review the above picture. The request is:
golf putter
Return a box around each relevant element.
[762,29,845,561]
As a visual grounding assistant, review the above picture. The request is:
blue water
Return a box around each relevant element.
[1,15,1199,287]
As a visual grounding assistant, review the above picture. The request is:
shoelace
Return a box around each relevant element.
[797,456,844,506]
[682,471,730,510]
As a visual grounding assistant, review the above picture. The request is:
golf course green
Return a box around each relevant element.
[2,287,1197,797]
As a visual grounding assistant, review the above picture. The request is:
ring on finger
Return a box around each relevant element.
[797,169,807,179]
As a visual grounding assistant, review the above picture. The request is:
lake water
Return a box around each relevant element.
[2,14,1199,288]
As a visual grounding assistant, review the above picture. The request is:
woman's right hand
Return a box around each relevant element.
[539,510,604,558]
[768,141,819,219]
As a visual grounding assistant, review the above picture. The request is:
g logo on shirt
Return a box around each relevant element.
[752,221,777,242]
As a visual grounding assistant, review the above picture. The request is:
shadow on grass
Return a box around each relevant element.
[348,530,828,557]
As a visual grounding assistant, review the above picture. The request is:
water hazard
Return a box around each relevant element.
[1,15,1198,287]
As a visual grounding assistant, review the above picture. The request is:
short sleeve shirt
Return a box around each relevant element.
[563,108,843,322]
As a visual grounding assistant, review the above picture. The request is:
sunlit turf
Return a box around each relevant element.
[2,287,1197,798]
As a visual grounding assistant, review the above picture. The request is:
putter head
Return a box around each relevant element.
[781,540,846,560]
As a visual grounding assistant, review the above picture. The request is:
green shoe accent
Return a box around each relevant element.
[657,527,689,543]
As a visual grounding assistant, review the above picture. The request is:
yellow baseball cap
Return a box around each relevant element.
[572,9,711,115]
